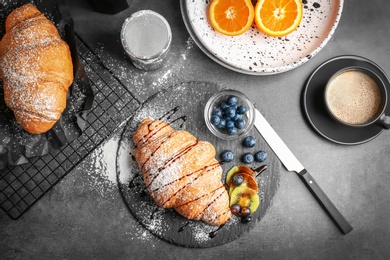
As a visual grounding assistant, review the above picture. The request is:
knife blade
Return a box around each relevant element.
[254,109,353,234]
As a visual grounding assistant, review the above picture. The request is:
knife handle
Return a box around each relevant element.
[298,169,353,234]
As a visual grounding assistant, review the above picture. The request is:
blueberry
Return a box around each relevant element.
[226,120,235,129]
[230,204,241,215]
[235,118,246,129]
[225,106,236,118]
[240,206,251,217]
[216,118,226,129]
[210,115,221,126]
[227,95,238,105]
[241,214,253,224]
[227,127,237,135]
[255,150,267,162]
[220,102,229,110]
[243,136,256,147]
[232,174,244,186]
[221,150,234,162]
[230,104,238,111]
[231,113,242,121]
[241,152,254,164]
[237,105,247,114]
[212,108,223,117]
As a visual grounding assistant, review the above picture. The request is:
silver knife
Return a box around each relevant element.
[254,109,353,234]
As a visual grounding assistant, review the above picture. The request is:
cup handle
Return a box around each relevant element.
[379,114,390,129]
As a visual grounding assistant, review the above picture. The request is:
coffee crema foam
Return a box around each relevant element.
[326,70,382,125]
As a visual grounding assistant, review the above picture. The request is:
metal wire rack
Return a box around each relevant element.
[0,34,140,220]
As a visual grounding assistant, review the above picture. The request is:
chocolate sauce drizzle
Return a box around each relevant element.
[178,221,226,239]
[178,222,190,233]
[156,140,198,173]
[146,140,199,189]
[253,165,268,177]
[158,106,187,128]
[160,162,222,206]
[209,224,225,238]
[158,106,180,121]
[175,184,223,209]
[193,186,225,220]
[138,106,186,148]
[170,115,187,129]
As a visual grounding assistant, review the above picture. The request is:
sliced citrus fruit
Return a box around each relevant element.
[254,0,303,37]
[209,0,255,36]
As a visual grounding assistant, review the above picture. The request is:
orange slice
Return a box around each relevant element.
[254,0,303,37]
[209,0,255,36]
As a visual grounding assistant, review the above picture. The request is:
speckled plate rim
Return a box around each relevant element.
[303,55,389,145]
[180,0,344,75]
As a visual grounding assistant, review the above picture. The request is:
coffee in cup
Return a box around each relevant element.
[324,67,390,129]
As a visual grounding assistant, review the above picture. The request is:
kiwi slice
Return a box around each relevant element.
[229,186,260,214]
[228,172,258,195]
[225,165,256,186]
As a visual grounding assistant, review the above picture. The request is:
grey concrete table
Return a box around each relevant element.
[1,0,390,259]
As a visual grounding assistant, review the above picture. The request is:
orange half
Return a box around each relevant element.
[209,0,255,36]
[254,0,303,37]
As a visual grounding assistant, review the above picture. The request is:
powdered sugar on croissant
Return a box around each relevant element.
[0,4,73,134]
[133,118,232,226]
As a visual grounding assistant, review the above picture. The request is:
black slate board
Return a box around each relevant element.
[116,82,281,247]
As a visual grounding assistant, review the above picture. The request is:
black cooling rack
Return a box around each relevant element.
[0,34,140,220]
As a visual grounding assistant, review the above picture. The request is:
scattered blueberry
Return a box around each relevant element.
[241,152,254,164]
[230,204,241,215]
[232,174,244,186]
[227,95,238,105]
[240,206,251,217]
[221,150,234,162]
[255,150,267,162]
[237,105,247,114]
[241,214,252,224]
[210,115,221,126]
[243,136,256,147]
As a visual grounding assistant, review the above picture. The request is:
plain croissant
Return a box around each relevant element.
[133,118,232,226]
[0,3,74,134]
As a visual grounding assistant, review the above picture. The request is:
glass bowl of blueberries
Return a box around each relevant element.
[204,89,255,140]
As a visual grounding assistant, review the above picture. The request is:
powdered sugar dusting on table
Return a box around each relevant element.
[84,136,119,197]
[92,36,196,100]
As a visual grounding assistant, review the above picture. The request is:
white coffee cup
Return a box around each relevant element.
[324,66,390,129]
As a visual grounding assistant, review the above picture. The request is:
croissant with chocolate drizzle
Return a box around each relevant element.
[133,118,232,226]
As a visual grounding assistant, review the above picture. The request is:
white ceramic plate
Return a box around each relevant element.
[180,0,343,75]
